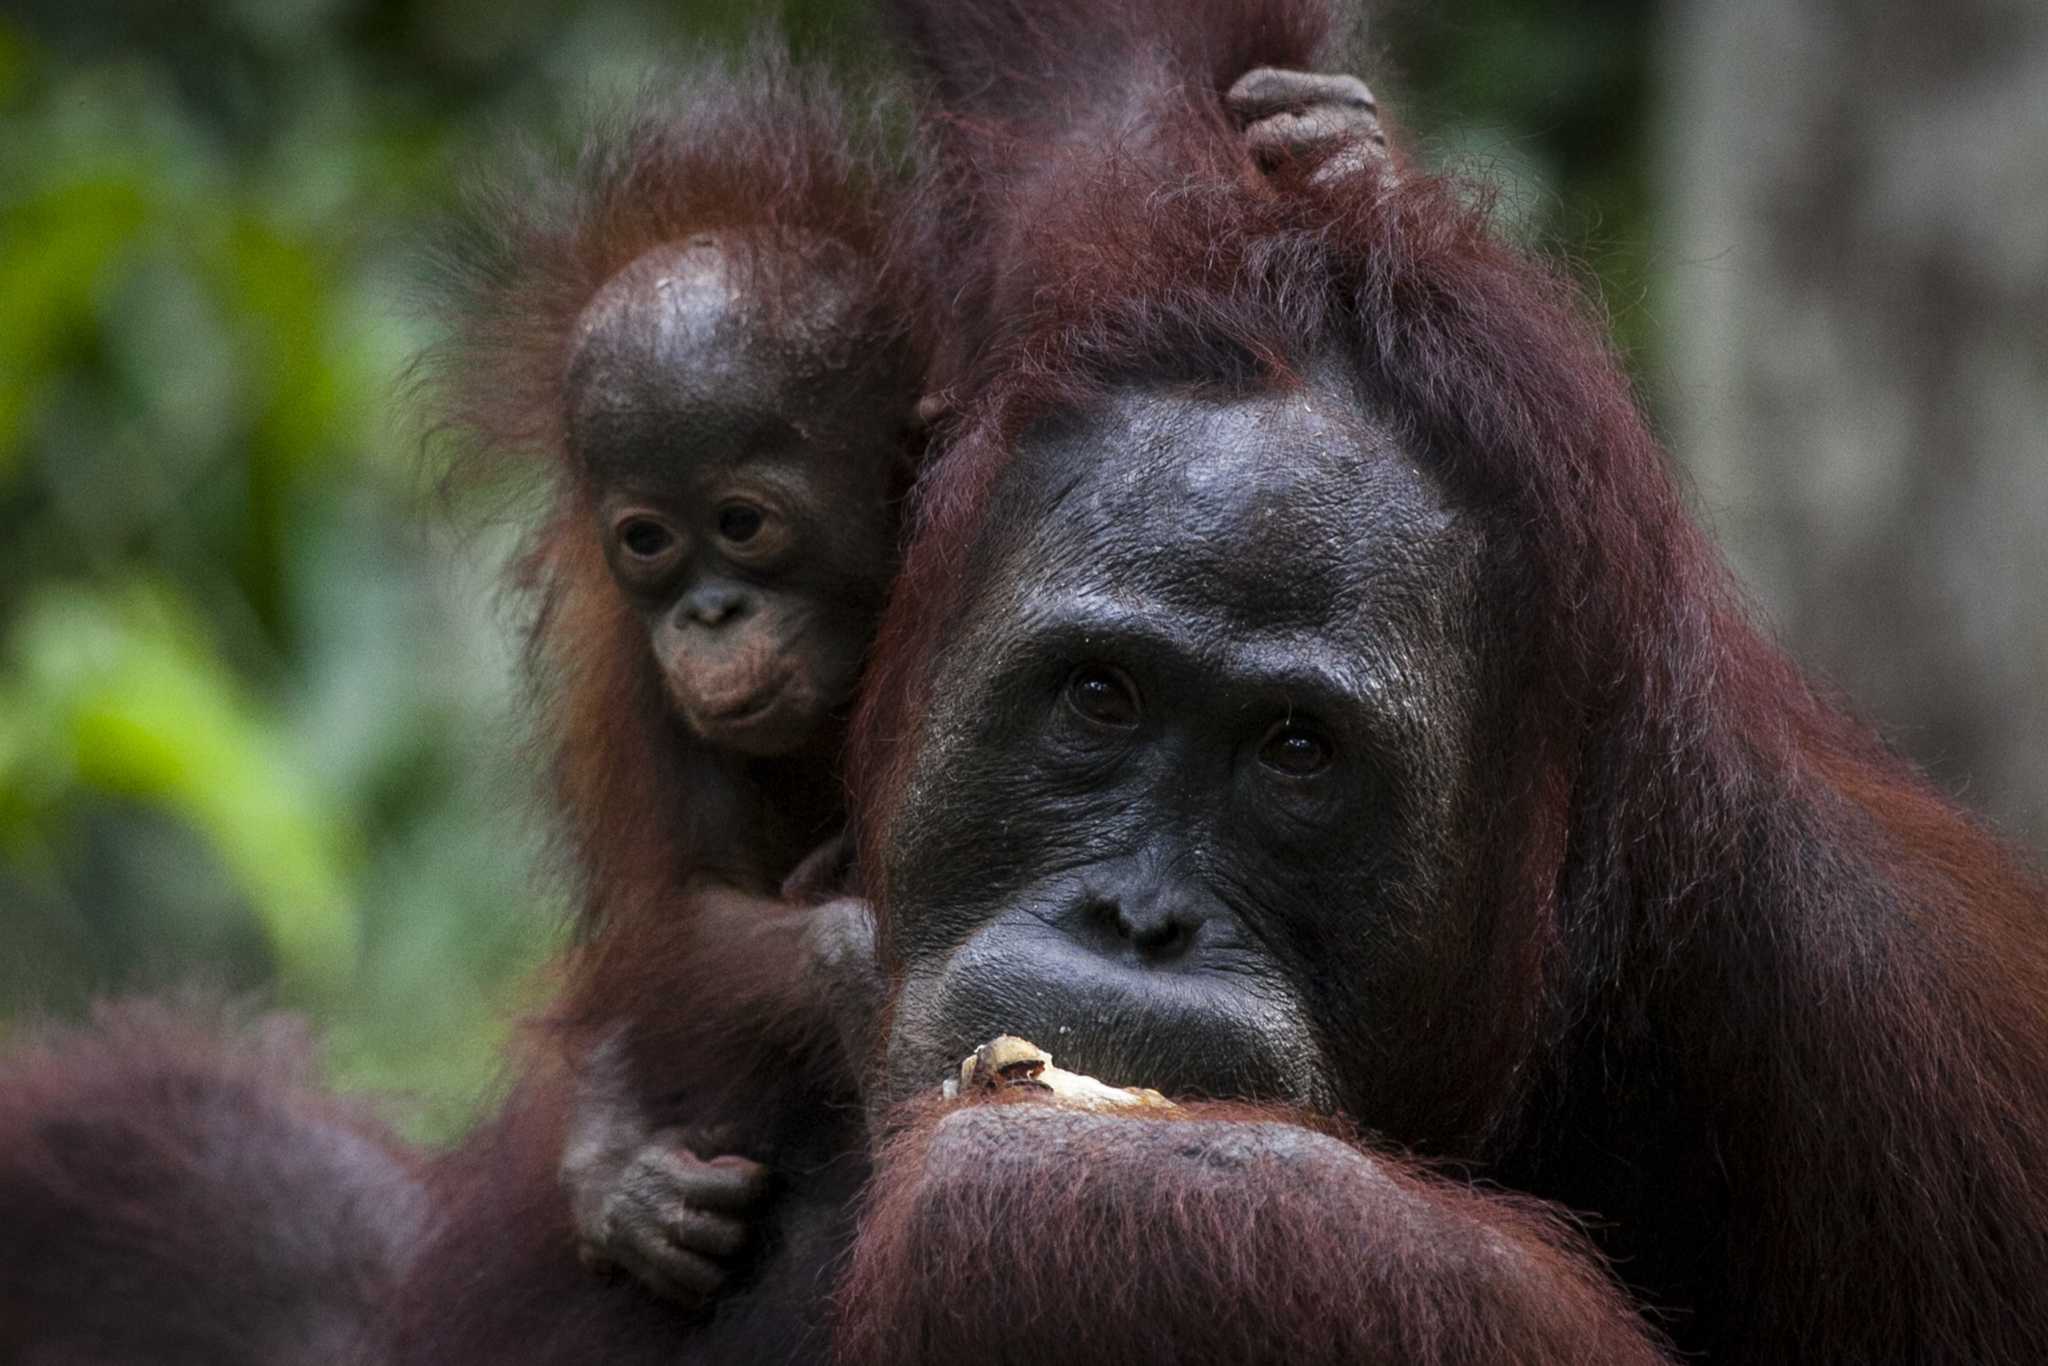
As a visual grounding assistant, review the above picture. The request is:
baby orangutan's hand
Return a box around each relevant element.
[561,1035,772,1310]
[566,1126,770,1307]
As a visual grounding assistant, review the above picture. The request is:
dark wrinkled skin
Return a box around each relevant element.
[876,363,1488,1127]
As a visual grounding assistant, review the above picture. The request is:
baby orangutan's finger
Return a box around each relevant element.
[659,1148,771,1215]
[605,1228,728,1307]
[1227,67,1377,122]
[625,1141,770,1215]
[658,1207,750,1260]
[1227,67,1393,189]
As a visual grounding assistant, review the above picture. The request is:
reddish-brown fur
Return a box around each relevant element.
[1,3,2044,1361]
[0,1001,429,1365]
[842,0,2048,1360]
[840,1098,1668,1366]
[388,892,865,1365]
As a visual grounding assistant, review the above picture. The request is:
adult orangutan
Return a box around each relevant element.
[3,1,2046,1363]
[828,0,2048,1360]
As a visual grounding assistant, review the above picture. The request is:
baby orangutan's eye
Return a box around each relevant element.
[717,503,766,544]
[618,516,677,560]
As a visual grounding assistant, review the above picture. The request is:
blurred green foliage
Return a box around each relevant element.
[0,0,1654,1136]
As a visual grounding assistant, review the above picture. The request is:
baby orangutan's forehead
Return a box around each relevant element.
[565,234,873,488]
[572,234,865,381]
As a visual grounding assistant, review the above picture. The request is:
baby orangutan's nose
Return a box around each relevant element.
[684,583,750,627]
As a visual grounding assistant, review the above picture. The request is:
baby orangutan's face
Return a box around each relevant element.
[567,236,907,756]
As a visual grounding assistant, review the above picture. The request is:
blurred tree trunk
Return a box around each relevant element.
[1659,0,2048,852]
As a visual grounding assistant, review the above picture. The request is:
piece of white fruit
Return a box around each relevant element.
[940,1035,1179,1112]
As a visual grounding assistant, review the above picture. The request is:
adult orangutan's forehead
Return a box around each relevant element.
[977,370,1468,641]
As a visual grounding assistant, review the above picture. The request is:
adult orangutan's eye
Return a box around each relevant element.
[1065,665,1140,729]
[1259,721,1332,776]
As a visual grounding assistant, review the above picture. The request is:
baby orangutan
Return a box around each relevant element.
[425,53,920,1313]
[555,224,911,1302]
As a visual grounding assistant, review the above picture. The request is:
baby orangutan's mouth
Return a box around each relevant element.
[680,670,824,757]
[711,676,787,723]
[940,1036,1180,1113]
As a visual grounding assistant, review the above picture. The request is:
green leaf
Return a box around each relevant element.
[3,583,363,996]
[0,177,152,479]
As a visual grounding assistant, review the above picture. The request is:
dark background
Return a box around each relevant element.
[1,0,2040,1134]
